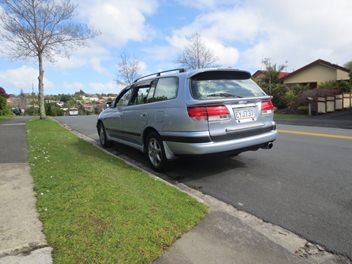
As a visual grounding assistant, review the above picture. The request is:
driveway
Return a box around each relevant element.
[55,115,352,260]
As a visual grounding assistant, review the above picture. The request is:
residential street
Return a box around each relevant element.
[55,115,352,260]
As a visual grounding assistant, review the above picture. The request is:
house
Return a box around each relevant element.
[282,59,350,88]
[81,103,94,112]
[81,95,99,102]
[7,95,28,110]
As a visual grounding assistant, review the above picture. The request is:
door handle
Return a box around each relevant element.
[140,113,147,118]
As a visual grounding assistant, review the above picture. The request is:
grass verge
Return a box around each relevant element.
[0,115,13,123]
[274,113,307,119]
[27,119,207,263]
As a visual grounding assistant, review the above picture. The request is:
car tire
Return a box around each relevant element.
[98,122,111,148]
[146,132,168,172]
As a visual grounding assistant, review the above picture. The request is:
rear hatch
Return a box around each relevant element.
[187,70,274,142]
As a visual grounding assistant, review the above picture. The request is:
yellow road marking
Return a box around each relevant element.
[278,129,352,140]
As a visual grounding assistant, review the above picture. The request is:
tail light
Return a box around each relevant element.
[187,105,230,121]
[261,101,273,115]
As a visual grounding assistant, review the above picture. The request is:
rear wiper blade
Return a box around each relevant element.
[207,93,242,98]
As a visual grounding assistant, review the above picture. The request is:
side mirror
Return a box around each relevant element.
[105,101,113,109]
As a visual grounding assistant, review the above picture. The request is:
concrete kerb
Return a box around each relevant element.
[52,118,351,264]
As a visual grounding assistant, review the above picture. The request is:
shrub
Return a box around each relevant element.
[297,88,338,106]
[25,106,40,116]
[262,83,288,109]
[0,95,11,116]
[45,103,64,116]
[319,80,351,93]
[284,90,298,111]
[297,106,308,114]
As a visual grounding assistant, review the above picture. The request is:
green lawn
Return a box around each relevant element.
[27,119,207,264]
[274,113,307,119]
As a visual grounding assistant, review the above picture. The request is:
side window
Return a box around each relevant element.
[146,86,155,103]
[116,89,133,106]
[130,87,150,105]
[149,77,178,103]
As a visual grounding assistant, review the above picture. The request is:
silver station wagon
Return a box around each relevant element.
[97,68,277,171]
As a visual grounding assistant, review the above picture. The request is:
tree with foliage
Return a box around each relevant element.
[256,59,289,108]
[260,58,287,94]
[0,0,96,119]
[117,50,141,85]
[344,60,352,70]
[178,33,217,70]
[0,87,10,116]
[0,87,9,98]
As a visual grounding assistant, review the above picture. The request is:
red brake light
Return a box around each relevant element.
[187,106,207,118]
[187,105,230,120]
[206,106,229,116]
[261,101,273,114]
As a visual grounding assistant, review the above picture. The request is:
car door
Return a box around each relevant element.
[120,83,153,145]
[104,88,133,140]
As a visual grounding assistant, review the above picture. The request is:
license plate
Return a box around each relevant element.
[234,108,255,121]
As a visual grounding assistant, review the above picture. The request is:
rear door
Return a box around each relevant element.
[189,70,273,142]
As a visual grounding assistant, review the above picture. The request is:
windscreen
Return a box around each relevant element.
[190,79,266,100]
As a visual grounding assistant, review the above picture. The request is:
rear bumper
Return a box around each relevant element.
[164,129,277,155]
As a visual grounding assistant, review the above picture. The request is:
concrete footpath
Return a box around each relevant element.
[153,184,351,264]
[0,117,52,264]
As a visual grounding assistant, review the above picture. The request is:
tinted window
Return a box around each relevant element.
[116,89,133,106]
[190,79,266,100]
[146,86,155,102]
[130,87,149,105]
[150,77,178,102]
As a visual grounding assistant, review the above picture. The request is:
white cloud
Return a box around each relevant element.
[51,42,112,75]
[0,66,54,92]
[176,0,237,9]
[76,0,158,47]
[49,0,157,75]
[239,0,352,70]
[151,0,352,71]
[88,81,124,94]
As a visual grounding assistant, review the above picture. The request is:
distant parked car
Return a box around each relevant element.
[11,107,21,116]
[97,68,277,171]
[68,108,79,116]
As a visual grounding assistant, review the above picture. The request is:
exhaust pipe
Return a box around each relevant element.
[262,142,273,149]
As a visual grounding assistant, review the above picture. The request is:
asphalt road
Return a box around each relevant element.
[55,115,352,259]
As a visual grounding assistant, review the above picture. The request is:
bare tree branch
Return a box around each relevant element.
[177,33,217,70]
[0,0,97,118]
[117,50,142,85]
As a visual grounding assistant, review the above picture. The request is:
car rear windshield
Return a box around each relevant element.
[190,79,266,100]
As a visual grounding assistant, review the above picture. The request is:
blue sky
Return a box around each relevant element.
[1,0,351,95]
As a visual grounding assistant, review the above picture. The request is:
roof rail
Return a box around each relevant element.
[133,68,186,83]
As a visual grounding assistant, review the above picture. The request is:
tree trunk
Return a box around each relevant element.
[38,53,46,119]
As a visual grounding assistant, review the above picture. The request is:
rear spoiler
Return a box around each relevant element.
[190,69,251,80]
[188,96,273,106]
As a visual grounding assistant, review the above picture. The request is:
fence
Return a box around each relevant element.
[316,92,352,114]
